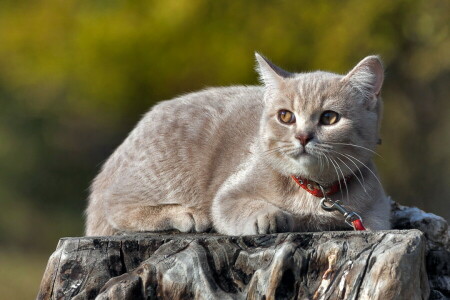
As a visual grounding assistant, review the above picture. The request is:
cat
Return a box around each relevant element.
[85,53,391,236]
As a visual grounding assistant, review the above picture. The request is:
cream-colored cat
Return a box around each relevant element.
[85,53,391,236]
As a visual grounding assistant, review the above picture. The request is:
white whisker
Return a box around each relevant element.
[317,144,377,193]
[330,157,349,201]
[262,145,297,156]
[326,142,382,157]
[333,152,368,194]
[341,152,382,187]
[327,157,344,199]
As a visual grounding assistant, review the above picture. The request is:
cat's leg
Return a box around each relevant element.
[85,195,119,236]
[212,193,295,235]
[107,204,212,234]
[359,199,391,230]
[344,188,391,231]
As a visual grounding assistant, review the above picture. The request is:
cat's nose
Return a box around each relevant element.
[296,134,313,146]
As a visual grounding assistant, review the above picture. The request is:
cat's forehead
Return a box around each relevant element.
[281,71,344,107]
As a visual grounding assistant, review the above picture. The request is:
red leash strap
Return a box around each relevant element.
[352,219,366,231]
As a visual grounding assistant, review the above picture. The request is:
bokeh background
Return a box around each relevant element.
[0,0,448,298]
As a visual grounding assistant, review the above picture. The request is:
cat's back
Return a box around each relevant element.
[149,85,263,122]
[101,85,265,202]
[142,85,264,150]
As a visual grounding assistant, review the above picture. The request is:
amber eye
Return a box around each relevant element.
[278,110,296,124]
[320,111,340,125]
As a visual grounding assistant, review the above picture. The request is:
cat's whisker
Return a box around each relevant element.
[318,153,324,173]
[318,146,369,195]
[334,154,368,195]
[316,144,366,183]
[339,155,367,191]
[262,145,290,153]
[315,143,333,150]
[317,149,332,174]
[330,157,349,201]
[334,151,366,186]
[341,153,383,188]
[324,152,331,169]
[267,139,294,145]
[313,146,336,174]
[326,156,344,200]
[308,147,323,172]
[321,152,331,174]
[315,151,324,173]
[318,150,332,170]
[262,145,296,156]
[319,150,330,169]
[325,142,382,158]
[281,147,301,156]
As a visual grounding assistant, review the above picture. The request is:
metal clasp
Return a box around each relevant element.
[320,198,349,215]
[319,185,364,229]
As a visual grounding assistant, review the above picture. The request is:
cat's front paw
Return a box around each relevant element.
[171,211,212,233]
[242,207,294,235]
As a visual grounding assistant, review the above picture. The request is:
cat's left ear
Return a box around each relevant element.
[255,53,293,89]
[342,55,384,100]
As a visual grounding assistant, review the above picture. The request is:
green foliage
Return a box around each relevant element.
[0,1,448,295]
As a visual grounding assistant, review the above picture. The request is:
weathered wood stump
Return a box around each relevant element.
[37,202,449,300]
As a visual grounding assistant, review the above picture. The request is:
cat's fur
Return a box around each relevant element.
[85,54,391,236]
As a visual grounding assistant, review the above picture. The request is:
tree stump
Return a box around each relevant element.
[37,202,449,300]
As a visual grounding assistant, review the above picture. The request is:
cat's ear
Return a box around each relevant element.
[255,53,292,88]
[342,55,384,99]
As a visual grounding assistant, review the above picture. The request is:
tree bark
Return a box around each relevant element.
[37,201,449,300]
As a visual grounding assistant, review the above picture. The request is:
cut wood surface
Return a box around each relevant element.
[37,201,449,300]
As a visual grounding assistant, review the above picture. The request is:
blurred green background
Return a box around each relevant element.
[0,0,448,298]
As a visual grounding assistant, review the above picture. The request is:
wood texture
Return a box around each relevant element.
[37,201,449,299]
[37,230,428,300]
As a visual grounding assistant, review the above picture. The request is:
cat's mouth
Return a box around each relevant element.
[290,146,311,158]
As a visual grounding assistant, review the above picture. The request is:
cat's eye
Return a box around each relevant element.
[320,111,340,125]
[278,110,296,124]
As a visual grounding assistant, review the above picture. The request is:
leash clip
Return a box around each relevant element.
[320,198,348,215]
[319,185,366,230]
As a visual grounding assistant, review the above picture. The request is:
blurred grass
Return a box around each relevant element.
[0,250,49,299]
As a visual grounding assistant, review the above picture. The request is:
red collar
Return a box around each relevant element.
[291,175,349,198]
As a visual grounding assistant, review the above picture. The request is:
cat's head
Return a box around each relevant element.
[255,53,384,184]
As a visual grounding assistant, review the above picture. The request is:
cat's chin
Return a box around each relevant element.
[291,155,322,174]
[268,153,322,177]
[294,153,315,165]
[279,155,335,183]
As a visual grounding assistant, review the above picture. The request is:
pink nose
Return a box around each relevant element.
[296,134,313,146]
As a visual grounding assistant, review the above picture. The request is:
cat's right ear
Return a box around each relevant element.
[255,53,292,89]
[342,55,384,99]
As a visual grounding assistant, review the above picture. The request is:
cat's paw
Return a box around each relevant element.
[242,208,294,235]
[171,211,212,233]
